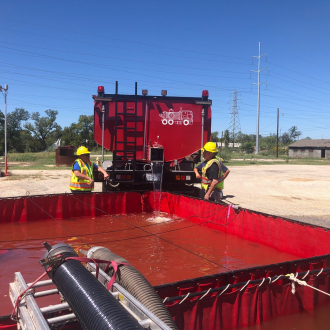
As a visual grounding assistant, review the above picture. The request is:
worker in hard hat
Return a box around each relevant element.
[69,146,109,193]
[194,142,230,201]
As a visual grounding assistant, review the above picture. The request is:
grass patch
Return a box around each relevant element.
[3,152,330,169]
[3,152,113,170]
[8,152,55,162]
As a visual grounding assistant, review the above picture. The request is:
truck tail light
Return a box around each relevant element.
[176,175,180,180]
[186,175,191,181]
[181,175,185,180]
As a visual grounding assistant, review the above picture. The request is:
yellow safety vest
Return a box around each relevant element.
[201,156,224,191]
[69,159,94,191]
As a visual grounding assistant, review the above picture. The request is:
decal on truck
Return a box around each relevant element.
[159,108,193,126]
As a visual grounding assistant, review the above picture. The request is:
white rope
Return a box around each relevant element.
[199,288,211,300]
[258,278,265,288]
[287,273,330,297]
[179,293,190,305]
[302,270,310,280]
[289,274,297,294]
[272,275,282,283]
[174,269,327,304]
[240,280,250,292]
[163,297,168,303]
[218,284,230,296]
[316,268,323,277]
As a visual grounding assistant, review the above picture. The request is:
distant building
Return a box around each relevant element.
[216,142,241,149]
[288,139,330,159]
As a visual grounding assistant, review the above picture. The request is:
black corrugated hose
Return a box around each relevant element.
[42,243,143,330]
[88,247,178,330]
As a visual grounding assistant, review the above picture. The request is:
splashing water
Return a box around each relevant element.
[151,162,164,217]
[146,212,172,223]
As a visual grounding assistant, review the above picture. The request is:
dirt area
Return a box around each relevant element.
[233,158,286,162]
[224,165,330,228]
[1,165,329,228]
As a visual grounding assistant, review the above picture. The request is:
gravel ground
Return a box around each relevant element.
[224,165,330,228]
[1,165,329,227]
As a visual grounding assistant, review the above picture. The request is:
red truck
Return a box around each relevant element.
[93,82,212,194]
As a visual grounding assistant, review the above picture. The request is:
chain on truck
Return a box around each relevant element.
[92,82,212,195]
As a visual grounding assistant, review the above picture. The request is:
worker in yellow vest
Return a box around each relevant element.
[194,142,230,201]
[69,146,109,193]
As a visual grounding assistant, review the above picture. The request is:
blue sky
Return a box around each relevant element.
[1,0,330,140]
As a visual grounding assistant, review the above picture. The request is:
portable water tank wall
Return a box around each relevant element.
[1,192,330,330]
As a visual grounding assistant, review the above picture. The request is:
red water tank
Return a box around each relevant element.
[93,91,211,162]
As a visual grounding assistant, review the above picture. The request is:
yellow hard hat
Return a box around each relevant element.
[201,142,218,153]
[77,146,90,156]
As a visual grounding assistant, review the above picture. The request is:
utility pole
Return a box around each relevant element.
[220,131,223,150]
[0,84,9,176]
[251,42,268,154]
[276,108,279,158]
[228,90,241,148]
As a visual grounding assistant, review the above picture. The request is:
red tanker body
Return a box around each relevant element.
[93,82,212,193]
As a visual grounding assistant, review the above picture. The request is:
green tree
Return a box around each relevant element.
[61,123,79,147]
[241,141,254,153]
[236,132,256,144]
[76,115,94,149]
[7,108,30,152]
[20,130,43,152]
[24,109,60,151]
[0,108,30,153]
[223,130,230,148]
[60,115,94,148]
[280,126,302,145]
[259,134,277,150]
[211,131,219,143]
[288,126,302,140]
[46,125,63,149]
[281,132,291,145]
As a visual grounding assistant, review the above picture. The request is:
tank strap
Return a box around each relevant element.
[65,257,129,289]
[11,257,129,320]
[11,268,51,321]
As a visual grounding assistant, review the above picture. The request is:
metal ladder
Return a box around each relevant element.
[113,81,138,183]
[9,266,171,330]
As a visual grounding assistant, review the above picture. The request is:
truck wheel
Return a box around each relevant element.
[161,119,167,125]
[168,119,174,125]
[183,119,189,126]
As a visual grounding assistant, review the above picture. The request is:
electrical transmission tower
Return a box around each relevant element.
[228,89,241,148]
[251,42,268,154]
